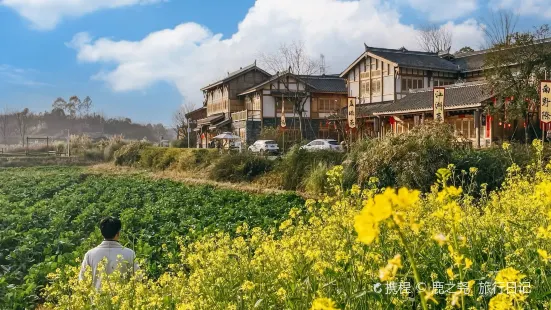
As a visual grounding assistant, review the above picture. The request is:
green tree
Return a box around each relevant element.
[484,22,551,141]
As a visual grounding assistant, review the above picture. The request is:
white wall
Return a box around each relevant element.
[350,81,359,98]
[263,96,276,117]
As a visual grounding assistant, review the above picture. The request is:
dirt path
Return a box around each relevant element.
[86,163,314,199]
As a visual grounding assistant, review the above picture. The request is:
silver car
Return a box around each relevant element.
[300,139,343,152]
[248,140,280,154]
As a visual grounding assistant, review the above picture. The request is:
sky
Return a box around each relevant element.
[0,0,549,126]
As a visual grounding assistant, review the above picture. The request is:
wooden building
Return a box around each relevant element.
[235,72,347,144]
[196,62,271,148]
[339,44,538,146]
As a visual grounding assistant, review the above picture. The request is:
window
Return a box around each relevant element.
[318,99,339,112]
[371,79,382,95]
[328,140,339,145]
[401,78,424,91]
[434,79,454,87]
[278,100,294,113]
[361,80,370,98]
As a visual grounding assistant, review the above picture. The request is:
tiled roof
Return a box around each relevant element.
[373,82,492,115]
[298,75,347,93]
[367,47,460,72]
[197,113,225,126]
[239,73,347,96]
[201,63,271,91]
[453,53,485,72]
[356,102,395,117]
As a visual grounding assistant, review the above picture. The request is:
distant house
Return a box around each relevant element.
[183,107,206,146]
[235,72,347,144]
[196,62,271,148]
[338,43,532,147]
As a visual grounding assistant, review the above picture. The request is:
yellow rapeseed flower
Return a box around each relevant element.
[311,297,339,310]
[495,267,525,284]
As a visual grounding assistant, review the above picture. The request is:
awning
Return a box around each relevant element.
[208,118,232,130]
[197,113,225,126]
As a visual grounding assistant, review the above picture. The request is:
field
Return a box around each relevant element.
[39,141,551,309]
[0,167,304,309]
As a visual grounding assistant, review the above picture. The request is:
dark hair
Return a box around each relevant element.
[100,217,122,240]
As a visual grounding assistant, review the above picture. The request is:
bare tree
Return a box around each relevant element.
[15,108,29,146]
[260,41,321,139]
[0,107,11,145]
[172,102,197,139]
[481,11,519,48]
[77,96,93,118]
[417,24,453,53]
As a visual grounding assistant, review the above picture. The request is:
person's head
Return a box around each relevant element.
[100,217,122,241]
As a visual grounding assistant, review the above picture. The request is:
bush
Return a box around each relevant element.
[301,162,331,194]
[277,145,345,190]
[103,141,126,161]
[209,153,274,182]
[170,139,188,148]
[113,142,151,166]
[139,147,182,170]
[83,148,104,161]
[177,149,220,171]
[357,122,456,191]
[452,143,532,193]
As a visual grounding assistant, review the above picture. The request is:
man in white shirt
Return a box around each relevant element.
[79,217,139,289]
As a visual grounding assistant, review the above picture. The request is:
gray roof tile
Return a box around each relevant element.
[372,83,492,115]
[367,48,460,72]
[299,75,347,93]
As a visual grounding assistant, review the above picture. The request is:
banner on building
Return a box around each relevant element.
[281,99,287,128]
[433,87,445,123]
[348,97,356,128]
[541,81,551,123]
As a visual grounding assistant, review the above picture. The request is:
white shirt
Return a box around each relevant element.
[79,240,139,289]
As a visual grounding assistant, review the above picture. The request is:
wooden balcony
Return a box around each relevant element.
[232,110,247,121]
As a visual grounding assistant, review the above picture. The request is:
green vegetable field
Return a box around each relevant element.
[0,167,304,309]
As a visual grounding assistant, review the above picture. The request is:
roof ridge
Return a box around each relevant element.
[408,81,488,93]
[365,44,438,56]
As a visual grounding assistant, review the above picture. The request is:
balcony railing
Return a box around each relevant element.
[232,110,247,121]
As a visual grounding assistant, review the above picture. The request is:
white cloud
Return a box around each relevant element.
[404,0,478,21]
[69,0,485,107]
[1,0,165,30]
[489,0,551,18]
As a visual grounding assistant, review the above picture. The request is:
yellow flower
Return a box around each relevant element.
[276,288,287,301]
[379,254,402,282]
[446,268,455,280]
[489,293,514,310]
[311,297,339,310]
[502,142,511,151]
[240,280,255,291]
[424,290,438,304]
[433,233,447,246]
[538,249,550,263]
[464,258,473,269]
[495,267,525,284]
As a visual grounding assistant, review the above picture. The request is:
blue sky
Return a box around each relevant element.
[0,0,549,125]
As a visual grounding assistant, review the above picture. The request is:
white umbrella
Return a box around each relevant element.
[213,132,240,140]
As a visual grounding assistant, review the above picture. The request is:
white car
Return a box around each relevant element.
[300,139,343,152]
[248,140,280,154]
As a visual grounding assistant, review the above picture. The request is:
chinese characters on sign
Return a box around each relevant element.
[348,97,356,128]
[433,87,445,123]
[372,281,531,296]
[541,81,551,123]
[281,99,287,128]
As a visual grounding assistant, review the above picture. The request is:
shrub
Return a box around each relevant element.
[301,162,330,194]
[83,148,104,161]
[103,141,126,161]
[277,145,345,190]
[357,122,456,191]
[139,147,182,170]
[209,153,274,182]
[113,142,151,166]
[177,149,220,171]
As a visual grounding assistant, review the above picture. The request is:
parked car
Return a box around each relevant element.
[300,139,343,152]
[248,140,280,154]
